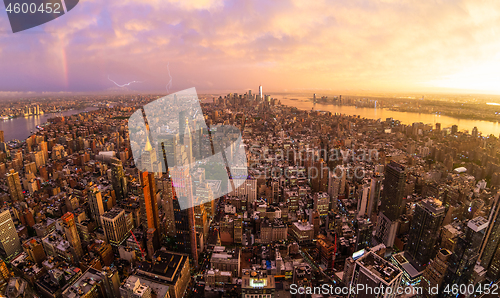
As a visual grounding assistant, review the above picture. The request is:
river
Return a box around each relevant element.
[0,107,99,143]
[280,98,500,137]
[1,100,499,143]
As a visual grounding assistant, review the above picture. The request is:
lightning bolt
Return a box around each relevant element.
[166,62,173,93]
[108,75,142,87]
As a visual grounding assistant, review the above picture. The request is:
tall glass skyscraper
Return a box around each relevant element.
[443,216,488,295]
[380,161,407,221]
[406,198,445,267]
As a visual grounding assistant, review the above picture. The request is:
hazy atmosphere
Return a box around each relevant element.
[2,0,500,94]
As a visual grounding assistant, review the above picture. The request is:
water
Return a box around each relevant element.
[281,98,500,137]
[2,100,499,143]
[0,107,98,142]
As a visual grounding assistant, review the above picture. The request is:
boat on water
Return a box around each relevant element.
[290,98,299,101]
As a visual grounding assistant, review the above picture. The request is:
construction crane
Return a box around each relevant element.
[130,230,145,259]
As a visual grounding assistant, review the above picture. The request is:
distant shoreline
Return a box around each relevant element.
[306,99,500,125]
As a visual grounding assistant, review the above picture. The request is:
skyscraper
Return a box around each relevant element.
[140,171,160,255]
[367,174,382,218]
[406,198,445,267]
[159,177,176,237]
[421,249,452,298]
[479,193,500,280]
[101,207,130,252]
[380,161,406,221]
[88,185,105,226]
[0,209,21,259]
[355,219,373,251]
[61,212,84,260]
[140,172,160,231]
[181,116,193,167]
[442,217,488,294]
[141,138,159,174]
[348,251,402,298]
[110,157,127,201]
[159,133,178,168]
[6,169,23,201]
[374,161,406,247]
[179,110,188,143]
[171,166,198,265]
[259,85,263,101]
[194,199,208,243]
[374,212,399,247]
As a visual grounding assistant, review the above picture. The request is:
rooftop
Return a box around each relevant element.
[292,221,313,231]
[136,250,188,285]
[420,197,445,215]
[62,267,103,298]
[357,251,401,284]
[101,207,124,220]
[468,216,488,232]
[122,275,170,298]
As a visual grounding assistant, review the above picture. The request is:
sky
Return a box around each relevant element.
[1,0,500,94]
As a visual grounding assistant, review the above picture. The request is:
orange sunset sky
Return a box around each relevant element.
[1,0,500,95]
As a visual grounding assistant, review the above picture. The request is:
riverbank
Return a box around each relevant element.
[280,98,500,137]
[306,99,500,124]
[1,107,99,144]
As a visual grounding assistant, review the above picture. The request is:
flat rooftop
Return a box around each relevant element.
[102,207,124,220]
[357,252,401,284]
[136,250,188,285]
[468,216,488,232]
[123,275,170,298]
[63,268,103,298]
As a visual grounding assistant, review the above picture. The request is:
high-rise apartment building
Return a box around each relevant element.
[101,207,130,251]
[348,251,402,298]
[6,169,23,201]
[442,217,488,295]
[30,150,45,168]
[374,161,406,248]
[380,161,406,221]
[110,157,127,201]
[0,208,21,259]
[406,198,445,267]
[88,185,105,226]
[368,174,383,218]
[420,249,452,298]
[61,212,84,260]
[374,212,399,248]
